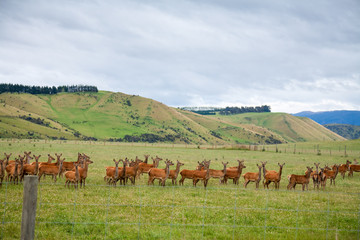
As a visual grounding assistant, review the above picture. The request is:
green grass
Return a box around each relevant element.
[0,139,359,239]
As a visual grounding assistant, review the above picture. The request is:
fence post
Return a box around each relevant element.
[21,175,38,240]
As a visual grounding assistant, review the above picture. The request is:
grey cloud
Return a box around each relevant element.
[0,0,359,113]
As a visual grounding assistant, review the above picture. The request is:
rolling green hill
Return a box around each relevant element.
[0,91,345,144]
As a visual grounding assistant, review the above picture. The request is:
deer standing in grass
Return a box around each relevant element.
[324,164,339,186]
[223,160,246,185]
[124,159,141,185]
[0,159,5,187]
[287,166,313,191]
[4,153,12,166]
[148,160,174,186]
[192,160,211,188]
[65,163,80,189]
[38,159,64,182]
[179,161,205,186]
[21,155,41,181]
[311,163,321,190]
[77,155,93,188]
[105,159,121,185]
[168,160,184,185]
[6,159,20,184]
[263,163,285,189]
[348,160,360,177]
[136,156,162,179]
[207,162,229,184]
[243,164,262,189]
[337,160,351,179]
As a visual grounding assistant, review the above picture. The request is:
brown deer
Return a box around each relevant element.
[348,160,360,177]
[263,163,285,189]
[0,158,5,187]
[4,153,12,166]
[24,151,33,164]
[21,154,41,181]
[65,163,80,189]
[104,159,121,185]
[168,160,184,185]
[261,161,277,177]
[207,162,229,184]
[192,160,211,188]
[311,163,321,190]
[243,164,262,189]
[136,156,162,179]
[6,159,20,184]
[148,160,174,186]
[287,166,313,191]
[338,160,351,179]
[324,164,339,186]
[124,159,141,184]
[38,159,64,182]
[228,160,244,169]
[179,161,205,185]
[223,160,246,185]
[77,156,93,188]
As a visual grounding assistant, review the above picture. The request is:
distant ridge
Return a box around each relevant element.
[293,110,360,126]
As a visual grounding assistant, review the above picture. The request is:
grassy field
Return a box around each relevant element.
[1,139,359,239]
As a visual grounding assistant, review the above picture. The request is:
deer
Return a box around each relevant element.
[38,159,64,183]
[243,164,263,189]
[124,159,141,184]
[136,156,162,179]
[3,153,12,166]
[24,151,33,164]
[21,154,41,181]
[287,166,313,191]
[64,163,80,189]
[168,160,184,185]
[337,160,351,179]
[348,160,360,177]
[261,161,278,177]
[105,159,121,185]
[0,158,5,187]
[6,159,20,184]
[148,160,174,186]
[263,163,285,189]
[223,160,246,185]
[228,160,245,169]
[77,155,93,188]
[192,160,211,188]
[207,162,229,184]
[311,163,321,190]
[324,164,339,186]
[179,161,205,185]
[33,154,55,166]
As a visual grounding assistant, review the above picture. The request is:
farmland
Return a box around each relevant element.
[1,139,359,239]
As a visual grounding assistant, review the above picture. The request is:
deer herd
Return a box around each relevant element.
[0,152,359,191]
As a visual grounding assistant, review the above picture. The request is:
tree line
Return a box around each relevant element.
[0,83,98,95]
[186,105,271,115]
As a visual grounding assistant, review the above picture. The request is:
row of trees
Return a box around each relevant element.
[0,83,98,95]
[219,105,271,115]
[188,105,271,115]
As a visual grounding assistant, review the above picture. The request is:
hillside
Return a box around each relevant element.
[324,124,360,140]
[0,92,345,144]
[207,112,345,142]
[294,110,360,126]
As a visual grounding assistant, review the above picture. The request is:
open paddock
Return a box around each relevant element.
[0,140,359,239]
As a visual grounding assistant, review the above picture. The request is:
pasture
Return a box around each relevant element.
[1,139,360,239]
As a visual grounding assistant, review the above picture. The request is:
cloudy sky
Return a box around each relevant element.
[0,0,359,113]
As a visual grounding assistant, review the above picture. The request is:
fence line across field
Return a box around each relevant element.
[1,178,359,240]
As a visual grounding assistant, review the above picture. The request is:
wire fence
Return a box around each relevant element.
[1,179,359,240]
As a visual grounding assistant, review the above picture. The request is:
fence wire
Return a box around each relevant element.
[1,181,359,239]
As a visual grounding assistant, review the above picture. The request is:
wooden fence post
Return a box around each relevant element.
[21,175,38,240]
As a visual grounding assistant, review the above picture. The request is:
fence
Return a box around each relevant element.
[1,177,359,240]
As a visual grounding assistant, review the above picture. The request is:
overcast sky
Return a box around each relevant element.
[0,0,359,113]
